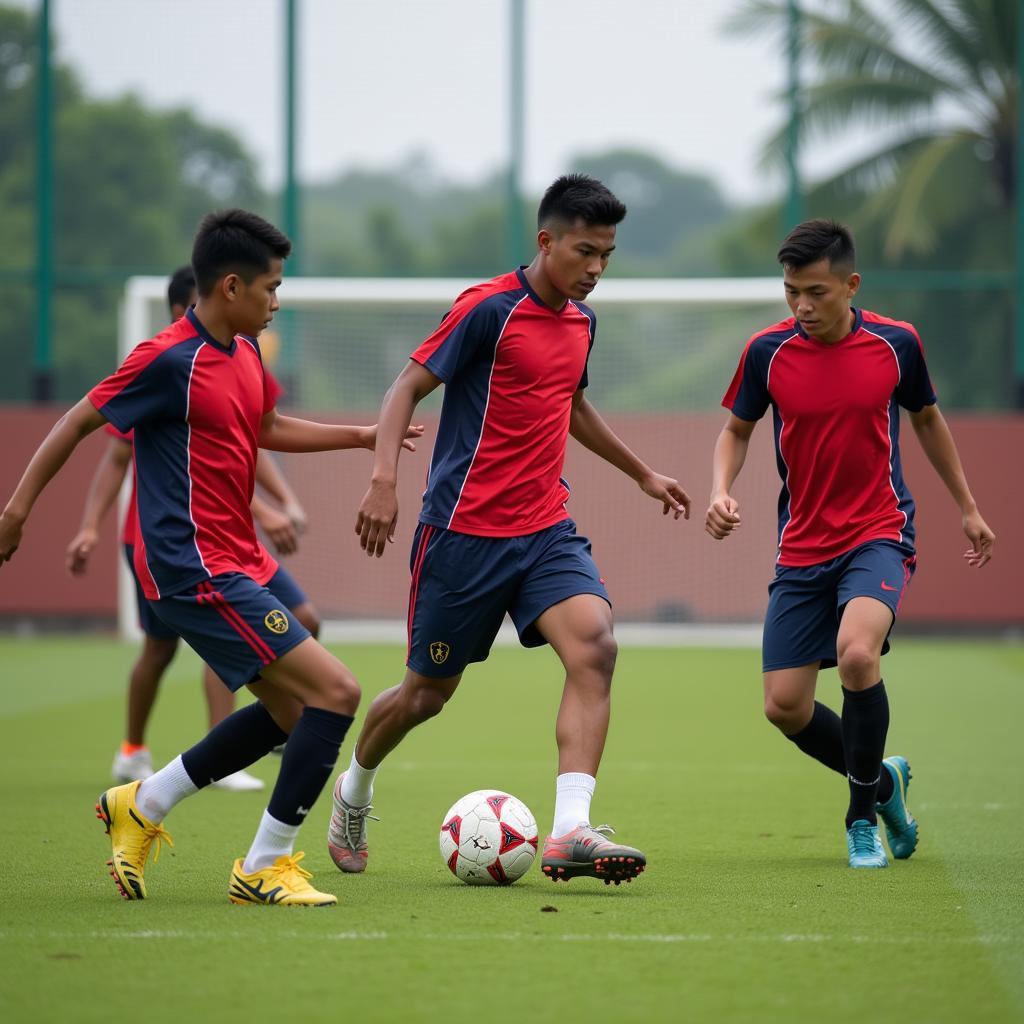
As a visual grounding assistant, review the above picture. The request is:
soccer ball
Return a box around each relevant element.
[439,790,538,886]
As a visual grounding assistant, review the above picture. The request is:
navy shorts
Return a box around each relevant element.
[125,544,177,641]
[150,572,311,690]
[762,539,916,673]
[407,518,610,678]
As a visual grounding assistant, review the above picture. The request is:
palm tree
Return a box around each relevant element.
[728,0,1017,258]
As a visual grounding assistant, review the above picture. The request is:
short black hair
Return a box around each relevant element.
[167,265,196,314]
[777,219,855,273]
[537,174,627,231]
[191,209,292,297]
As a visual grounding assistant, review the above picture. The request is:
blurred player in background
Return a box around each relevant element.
[329,174,692,886]
[706,218,995,868]
[65,267,319,792]
[0,209,421,906]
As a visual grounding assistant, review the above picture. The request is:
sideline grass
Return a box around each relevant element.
[0,637,1021,1023]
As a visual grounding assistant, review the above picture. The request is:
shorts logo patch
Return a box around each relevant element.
[429,641,450,665]
[264,609,289,634]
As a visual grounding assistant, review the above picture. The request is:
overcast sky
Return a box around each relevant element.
[30,0,814,205]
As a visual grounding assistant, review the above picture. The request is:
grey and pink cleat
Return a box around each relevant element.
[326,772,379,873]
[541,824,646,885]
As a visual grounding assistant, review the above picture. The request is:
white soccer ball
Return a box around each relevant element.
[439,790,538,886]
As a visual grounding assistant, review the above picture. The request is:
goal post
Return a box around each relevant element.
[119,276,788,643]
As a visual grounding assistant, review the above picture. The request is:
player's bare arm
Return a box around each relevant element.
[909,403,994,567]
[568,390,690,519]
[251,494,299,555]
[0,397,108,565]
[357,360,442,558]
[255,449,308,533]
[66,436,132,575]
[706,414,756,540]
[258,408,423,454]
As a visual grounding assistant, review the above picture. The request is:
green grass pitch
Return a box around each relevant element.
[1,636,1021,1023]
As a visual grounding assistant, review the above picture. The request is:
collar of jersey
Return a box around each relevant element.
[515,267,571,315]
[794,306,863,345]
[186,307,237,355]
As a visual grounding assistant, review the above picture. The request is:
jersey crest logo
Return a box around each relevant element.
[429,641,450,665]
[264,610,289,634]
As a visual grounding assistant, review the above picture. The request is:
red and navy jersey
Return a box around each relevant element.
[88,310,280,599]
[722,308,937,567]
[412,268,596,537]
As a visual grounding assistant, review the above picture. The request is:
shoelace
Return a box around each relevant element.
[338,804,380,851]
[141,823,174,864]
[273,852,314,887]
[849,825,878,855]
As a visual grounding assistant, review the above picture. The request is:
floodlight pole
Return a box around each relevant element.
[33,0,54,402]
[783,0,803,232]
[284,0,301,273]
[505,0,527,268]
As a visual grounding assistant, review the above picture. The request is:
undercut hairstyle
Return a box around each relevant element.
[191,209,292,297]
[166,265,196,314]
[537,174,627,231]
[777,219,856,274]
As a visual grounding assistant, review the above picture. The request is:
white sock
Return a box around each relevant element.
[552,772,596,837]
[243,811,300,873]
[135,755,198,823]
[340,751,378,807]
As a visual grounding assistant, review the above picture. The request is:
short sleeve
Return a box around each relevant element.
[577,304,596,391]
[88,341,181,432]
[893,329,937,412]
[104,423,133,444]
[722,338,771,422]
[411,292,505,382]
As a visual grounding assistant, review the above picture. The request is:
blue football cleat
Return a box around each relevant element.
[847,819,888,868]
[876,755,918,860]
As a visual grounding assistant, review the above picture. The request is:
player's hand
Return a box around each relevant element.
[356,479,399,558]
[363,424,425,453]
[962,509,994,568]
[0,509,25,567]
[282,499,308,535]
[705,493,741,540]
[66,527,100,575]
[255,505,299,556]
[639,472,691,520]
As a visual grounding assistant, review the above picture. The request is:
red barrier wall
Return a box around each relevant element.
[1,406,1020,627]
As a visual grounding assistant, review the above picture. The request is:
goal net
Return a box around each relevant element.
[120,276,789,642]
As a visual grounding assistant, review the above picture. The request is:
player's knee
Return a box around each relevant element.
[837,642,879,685]
[316,662,361,715]
[404,685,450,724]
[574,627,618,680]
[764,693,805,731]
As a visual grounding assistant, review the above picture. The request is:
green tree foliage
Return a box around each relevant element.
[721,0,1019,407]
[301,151,733,280]
[0,4,264,401]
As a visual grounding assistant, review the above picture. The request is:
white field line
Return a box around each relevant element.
[0,930,1014,945]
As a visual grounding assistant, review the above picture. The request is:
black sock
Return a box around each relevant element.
[181,702,288,788]
[787,701,846,777]
[786,701,894,803]
[841,680,890,827]
[268,707,353,826]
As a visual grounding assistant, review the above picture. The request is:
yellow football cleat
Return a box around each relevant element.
[228,852,337,907]
[95,780,174,900]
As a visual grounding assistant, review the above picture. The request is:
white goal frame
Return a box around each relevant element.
[118,276,781,645]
